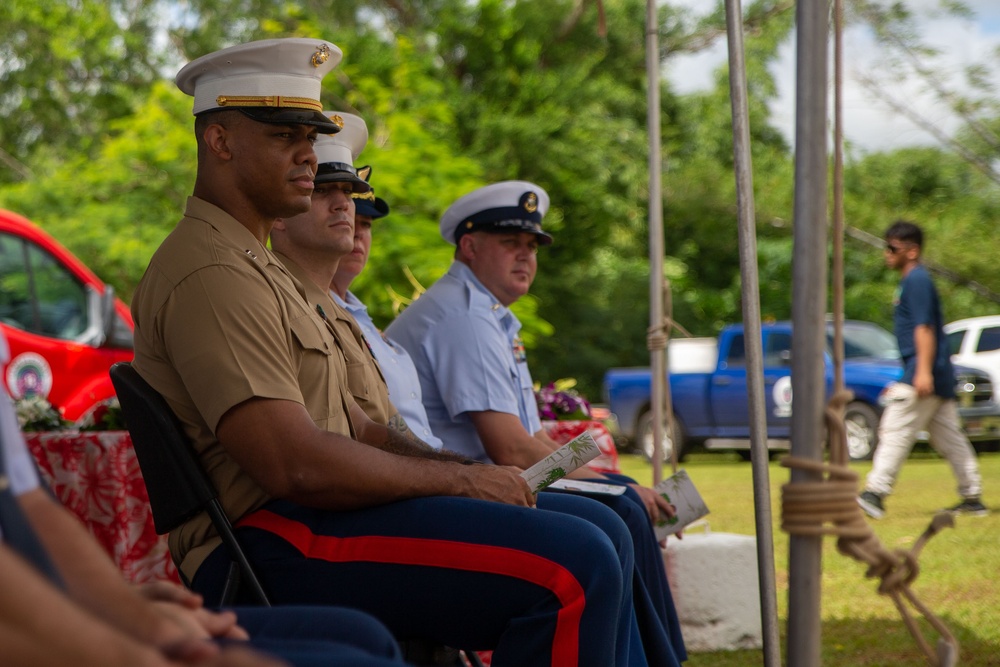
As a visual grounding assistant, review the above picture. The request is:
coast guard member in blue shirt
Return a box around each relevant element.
[386,181,688,666]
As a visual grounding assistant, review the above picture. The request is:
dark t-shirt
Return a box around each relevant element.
[893,264,956,398]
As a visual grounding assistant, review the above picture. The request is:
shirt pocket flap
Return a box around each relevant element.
[289,315,331,356]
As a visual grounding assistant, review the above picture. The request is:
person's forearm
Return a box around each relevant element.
[375,416,477,464]
[384,413,469,460]
[386,412,431,448]
[284,440,526,507]
[0,545,166,667]
[355,407,475,464]
[218,398,522,508]
[914,325,935,376]
[487,431,555,470]
[19,489,169,646]
[534,429,563,452]
[0,618,164,667]
[469,411,559,470]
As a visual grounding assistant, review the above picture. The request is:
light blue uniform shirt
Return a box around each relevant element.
[331,291,444,450]
[385,261,541,462]
[0,332,42,542]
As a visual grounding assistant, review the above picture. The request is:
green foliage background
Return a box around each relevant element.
[2,0,999,403]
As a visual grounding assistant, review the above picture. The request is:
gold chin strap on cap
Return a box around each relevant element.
[215,95,322,111]
[780,389,959,667]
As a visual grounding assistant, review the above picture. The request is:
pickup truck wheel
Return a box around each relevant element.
[844,402,879,460]
[636,410,685,463]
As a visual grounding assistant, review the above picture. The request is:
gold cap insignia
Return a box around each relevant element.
[524,192,538,213]
[357,165,372,181]
[329,114,345,129]
[312,44,332,67]
[465,221,474,229]
[215,95,322,111]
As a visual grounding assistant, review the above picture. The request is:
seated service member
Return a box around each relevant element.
[270,112,652,666]
[131,40,643,667]
[386,181,688,665]
[0,331,409,667]
[331,189,444,448]
[271,112,399,431]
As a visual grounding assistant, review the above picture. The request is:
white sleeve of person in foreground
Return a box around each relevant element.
[0,329,282,667]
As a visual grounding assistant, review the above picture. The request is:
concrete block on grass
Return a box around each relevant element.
[664,527,762,652]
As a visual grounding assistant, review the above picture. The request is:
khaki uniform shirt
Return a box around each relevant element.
[274,252,394,426]
[132,197,356,578]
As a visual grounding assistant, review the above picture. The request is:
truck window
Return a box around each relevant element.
[725,334,746,368]
[834,323,900,361]
[976,327,1000,353]
[764,332,793,367]
[0,231,88,340]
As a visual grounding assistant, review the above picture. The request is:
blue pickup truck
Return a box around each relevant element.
[602,320,1000,461]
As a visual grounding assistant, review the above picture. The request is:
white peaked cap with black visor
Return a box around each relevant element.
[175,38,343,134]
[313,112,372,194]
[440,180,553,246]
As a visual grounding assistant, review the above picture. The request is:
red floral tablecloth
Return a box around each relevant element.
[541,420,620,474]
[24,431,180,585]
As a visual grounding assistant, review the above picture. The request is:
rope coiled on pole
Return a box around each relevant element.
[780,390,959,667]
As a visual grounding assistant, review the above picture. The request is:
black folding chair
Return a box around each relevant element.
[109,361,269,606]
[110,361,484,666]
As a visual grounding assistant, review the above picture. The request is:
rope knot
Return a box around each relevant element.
[780,393,958,665]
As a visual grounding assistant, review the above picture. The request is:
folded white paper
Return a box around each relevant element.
[548,479,628,496]
[520,430,602,494]
[653,469,710,539]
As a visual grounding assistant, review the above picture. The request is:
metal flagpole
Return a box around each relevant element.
[787,0,829,665]
[722,0,781,663]
[645,0,666,485]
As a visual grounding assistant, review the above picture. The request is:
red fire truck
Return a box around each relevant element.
[0,209,134,422]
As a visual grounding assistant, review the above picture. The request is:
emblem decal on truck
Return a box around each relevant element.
[772,376,793,418]
[5,352,53,400]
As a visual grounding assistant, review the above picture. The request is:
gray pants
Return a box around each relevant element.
[865,382,983,499]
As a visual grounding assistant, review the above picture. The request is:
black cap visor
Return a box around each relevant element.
[237,107,342,134]
[459,219,554,245]
[315,162,372,194]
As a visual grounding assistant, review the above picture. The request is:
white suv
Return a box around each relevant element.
[946,315,1000,390]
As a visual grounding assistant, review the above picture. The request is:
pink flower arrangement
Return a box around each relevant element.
[535,381,591,421]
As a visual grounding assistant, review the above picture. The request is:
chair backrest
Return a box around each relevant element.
[109,361,269,605]
[109,362,215,533]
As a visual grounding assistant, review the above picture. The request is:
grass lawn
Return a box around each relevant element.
[617,450,1000,666]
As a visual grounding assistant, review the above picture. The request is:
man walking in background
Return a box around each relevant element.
[858,220,988,519]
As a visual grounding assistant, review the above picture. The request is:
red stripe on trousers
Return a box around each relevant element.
[238,509,584,666]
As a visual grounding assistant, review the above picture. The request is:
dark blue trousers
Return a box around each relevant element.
[193,495,646,667]
[232,605,408,666]
[558,472,688,665]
